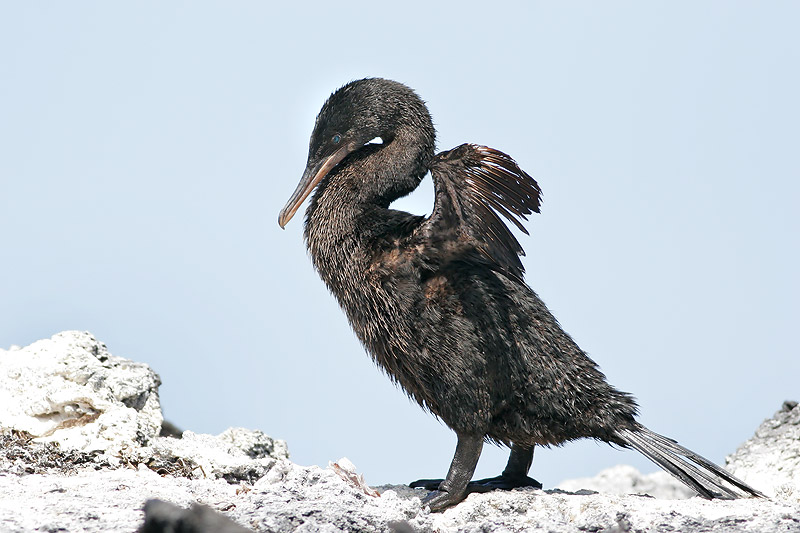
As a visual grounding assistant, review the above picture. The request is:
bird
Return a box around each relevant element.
[277,78,764,512]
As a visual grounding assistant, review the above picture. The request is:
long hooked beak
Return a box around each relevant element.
[278,145,352,228]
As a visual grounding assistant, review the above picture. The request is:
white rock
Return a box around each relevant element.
[556,464,694,499]
[330,457,381,497]
[0,332,798,532]
[135,428,289,483]
[2,454,798,533]
[0,331,162,454]
[726,400,800,504]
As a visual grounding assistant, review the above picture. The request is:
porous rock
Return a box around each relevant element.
[134,428,290,484]
[0,332,798,532]
[0,331,162,453]
[556,464,694,499]
[726,400,800,503]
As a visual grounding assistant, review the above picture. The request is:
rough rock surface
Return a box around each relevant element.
[131,428,290,484]
[556,464,694,499]
[726,400,800,502]
[0,331,162,453]
[1,332,799,532]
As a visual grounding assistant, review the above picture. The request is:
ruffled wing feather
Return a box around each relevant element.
[418,143,541,280]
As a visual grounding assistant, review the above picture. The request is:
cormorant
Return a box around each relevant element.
[278,78,763,511]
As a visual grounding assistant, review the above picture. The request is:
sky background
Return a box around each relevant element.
[1,2,798,487]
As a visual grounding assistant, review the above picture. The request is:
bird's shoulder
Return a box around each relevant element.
[415,143,542,281]
[361,208,426,271]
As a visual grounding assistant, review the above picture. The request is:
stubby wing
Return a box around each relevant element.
[418,143,542,280]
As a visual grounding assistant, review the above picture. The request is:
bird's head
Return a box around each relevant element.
[278,78,434,228]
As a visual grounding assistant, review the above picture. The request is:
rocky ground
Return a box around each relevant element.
[1,331,798,532]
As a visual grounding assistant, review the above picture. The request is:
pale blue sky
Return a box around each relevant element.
[1,2,798,486]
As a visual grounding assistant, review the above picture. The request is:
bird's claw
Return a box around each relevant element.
[420,488,464,512]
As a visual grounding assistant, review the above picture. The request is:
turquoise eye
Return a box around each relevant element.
[332,134,341,144]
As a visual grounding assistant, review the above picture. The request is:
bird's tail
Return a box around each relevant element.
[615,424,765,499]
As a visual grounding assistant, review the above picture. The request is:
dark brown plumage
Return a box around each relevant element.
[278,78,763,511]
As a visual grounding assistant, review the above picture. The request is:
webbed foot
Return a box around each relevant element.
[409,478,445,491]
[420,487,466,512]
[410,473,541,494]
[410,442,541,511]
[467,473,542,492]
[410,433,483,512]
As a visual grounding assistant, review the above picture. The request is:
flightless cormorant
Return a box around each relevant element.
[278,78,764,511]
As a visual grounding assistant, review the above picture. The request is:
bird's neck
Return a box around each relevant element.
[306,122,433,235]
[303,124,434,287]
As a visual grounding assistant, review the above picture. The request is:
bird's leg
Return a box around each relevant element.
[414,433,483,512]
[504,442,534,477]
[409,441,541,509]
[469,443,542,491]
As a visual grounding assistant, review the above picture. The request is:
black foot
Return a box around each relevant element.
[409,478,445,491]
[410,474,542,494]
[467,474,542,493]
[409,433,484,512]
[411,479,472,511]
[420,488,463,512]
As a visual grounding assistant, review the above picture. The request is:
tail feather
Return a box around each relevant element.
[616,425,765,499]
[640,428,765,497]
[618,428,736,499]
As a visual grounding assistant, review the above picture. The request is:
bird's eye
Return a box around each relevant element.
[332,134,341,144]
